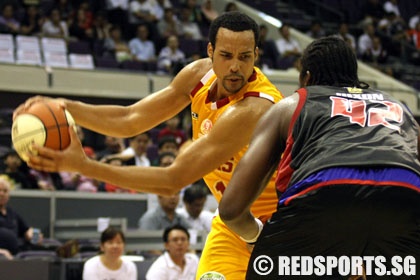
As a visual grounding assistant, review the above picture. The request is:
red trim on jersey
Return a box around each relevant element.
[215,97,230,108]
[190,82,204,98]
[283,179,420,206]
[244,92,275,103]
[248,70,257,82]
[244,92,260,98]
[275,88,308,193]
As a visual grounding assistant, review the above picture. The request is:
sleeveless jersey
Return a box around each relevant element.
[276,85,420,194]
[190,67,283,218]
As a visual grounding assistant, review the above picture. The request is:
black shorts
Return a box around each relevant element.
[246,185,420,280]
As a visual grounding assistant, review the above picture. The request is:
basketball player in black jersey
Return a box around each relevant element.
[219,36,420,279]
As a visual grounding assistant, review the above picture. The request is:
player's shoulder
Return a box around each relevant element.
[171,58,212,93]
[182,58,212,78]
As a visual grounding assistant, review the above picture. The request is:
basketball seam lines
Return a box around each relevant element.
[44,102,63,149]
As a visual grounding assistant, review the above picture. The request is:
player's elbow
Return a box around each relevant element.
[219,200,242,223]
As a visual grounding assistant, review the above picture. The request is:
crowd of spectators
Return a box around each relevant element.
[1,1,419,192]
[303,0,420,84]
[1,0,418,78]
[0,0,240,74]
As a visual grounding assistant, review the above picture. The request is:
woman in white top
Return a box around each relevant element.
[83,227,137,280]
[146,224,199,280]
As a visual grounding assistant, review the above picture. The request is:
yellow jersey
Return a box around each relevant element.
[190,67,283,219]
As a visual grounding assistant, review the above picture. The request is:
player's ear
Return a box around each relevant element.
[207,42,213,60]
[254,47,259,61]
[303,71,311,87]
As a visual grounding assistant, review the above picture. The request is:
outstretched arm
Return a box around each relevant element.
[13,59,211,138]
[219,94,298,241]
[27,96,275,196]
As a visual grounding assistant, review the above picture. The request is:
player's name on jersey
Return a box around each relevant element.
[335,92,384,101]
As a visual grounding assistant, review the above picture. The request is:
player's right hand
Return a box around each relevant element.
[27,125,87,174]
[13,95,67,120]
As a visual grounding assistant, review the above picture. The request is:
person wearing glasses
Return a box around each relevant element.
[146,224,198,280]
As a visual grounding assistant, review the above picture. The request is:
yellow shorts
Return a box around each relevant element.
[196,214,251,280]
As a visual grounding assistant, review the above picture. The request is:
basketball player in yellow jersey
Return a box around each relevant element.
[15,12,282,279]
[190,66,281,279]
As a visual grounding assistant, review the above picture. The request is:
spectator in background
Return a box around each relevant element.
[157,7,182,40]
[158,115,186,146]
[122,132,151,167]
[29,170,64,191]
[0,247,13,260]
[102,157,136,193]
[274,23,302,69]
[409,8,420,30]
[358,22,376,58]
[335,22,356,53]
[378,11,407,57]
[157,35,186,74]
[306,19,326,39]
[407,21,420,50]
[200,0,218,27]
[0,3,20,34]
[257,24,279,69]
[153,0,173,21]
[128,0,158,26]
[152,139,179,166]
[55,0,74,23]
[177,184,213,233]
[139,151,189,230]
[407,22,420,65]
[2,150,37,190]
[383,0,401,19]
[104,0,129,37]
[90,10,111,41]
[103,25,132,62]
[96,135,126,161]
[139,191,190,230]
[361,0,384,27]
[224,2,238,13]
[0,176,43,255]
[42,8,69,38]
[362,36,389,66]
[128,0,159,41]
[20,4,44,36]
[179,5,202,40]
[147,151,178,213]
[128,24,156,63]
[68,7,93,41]
[60,147,99,192]
[184,0,203,26]
[145,224,199,280]
[83,226,137,280]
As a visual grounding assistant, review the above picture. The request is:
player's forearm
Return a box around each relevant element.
[221,211,261,242]
[65,100,137,137]
[80,158,185,196]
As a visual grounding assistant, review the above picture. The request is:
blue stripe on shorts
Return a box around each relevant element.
[278,167,420,206]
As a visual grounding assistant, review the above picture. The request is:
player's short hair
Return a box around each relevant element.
[209,11,259,50]
[300,36,369,88]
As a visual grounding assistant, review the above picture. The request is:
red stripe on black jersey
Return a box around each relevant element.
[275,88,308,193]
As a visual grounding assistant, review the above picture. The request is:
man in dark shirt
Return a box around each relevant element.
[0,176,42,254]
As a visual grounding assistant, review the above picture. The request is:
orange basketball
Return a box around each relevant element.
[11,101,75,162]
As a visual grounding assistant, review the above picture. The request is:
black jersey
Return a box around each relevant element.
[276,85,420,192]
